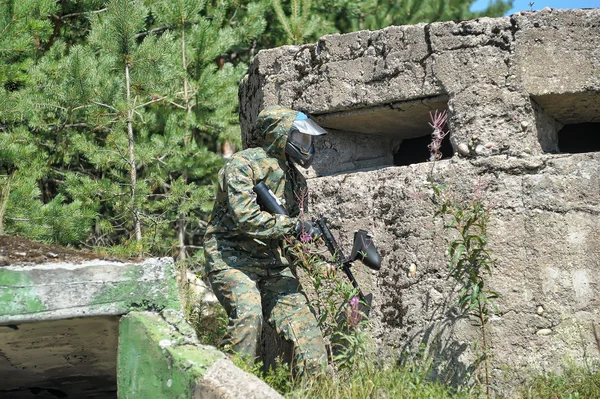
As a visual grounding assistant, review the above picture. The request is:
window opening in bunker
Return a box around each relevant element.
[393,132,453,166]
[531,92,600,153]
[558,123,600,153]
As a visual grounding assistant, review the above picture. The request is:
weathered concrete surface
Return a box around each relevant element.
[118,311,283,399]
[240,8,600,176]
[0,257,180,324]
[0,258,180,398]
[239,7,600,395]
[307,153,600,394]
[1,257,276,399]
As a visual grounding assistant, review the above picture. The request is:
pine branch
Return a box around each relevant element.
[167,100,187,110]
[272,0,293,40]
[133,96,167,110]
[0,175,13,234]
[61,8,108,20]
[125,62,142,242]
[92,101,118,112]
[135,26,171,39]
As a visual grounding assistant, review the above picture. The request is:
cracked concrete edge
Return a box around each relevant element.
[0,257,180,324]
[239,8,600,170]
[194,358,284,399]
[118,311,283,399]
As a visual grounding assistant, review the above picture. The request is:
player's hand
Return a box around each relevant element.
[294,220,322,241]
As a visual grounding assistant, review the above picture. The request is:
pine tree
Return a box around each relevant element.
[1,0,267,257]
[269,0,513,45]
[86,0,173,244]
[0,0,98,245]
[272,0,323,44]
[133,0,268,261]
[0,0,56,89]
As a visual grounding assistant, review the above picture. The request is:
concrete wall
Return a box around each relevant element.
[0,258,180,397]
[118,311,282,399]
[239,7,600,394]
[1,258,283,399]
[240,8,600,175]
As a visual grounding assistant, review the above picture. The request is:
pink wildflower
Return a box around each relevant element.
[347,296,361,328]
[427,110,449,162]
[300,232,312,243]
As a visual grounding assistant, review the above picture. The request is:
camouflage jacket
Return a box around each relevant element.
[203,106,308,274]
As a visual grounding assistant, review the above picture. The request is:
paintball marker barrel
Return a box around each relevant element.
[253,181,288,215]
[315,217,346,264]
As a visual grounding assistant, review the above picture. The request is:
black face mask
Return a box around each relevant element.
[289,130,313,153]
[285,130,315,168]
[285,116,327,168]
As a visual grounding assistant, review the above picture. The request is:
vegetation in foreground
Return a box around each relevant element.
[516,361,600,399]
[188,293,600,399]
[262,360,472,399]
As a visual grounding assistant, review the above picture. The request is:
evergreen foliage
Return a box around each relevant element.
[270,0,512,45]
[0,0,511,256]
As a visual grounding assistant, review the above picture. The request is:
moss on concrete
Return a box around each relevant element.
[118,311,225,399]
[0,269,46,316]
[91,263,180,313]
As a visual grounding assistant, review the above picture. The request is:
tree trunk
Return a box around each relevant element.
[178,27,191,261]
[125,63,142,242]
[0,175,12,234]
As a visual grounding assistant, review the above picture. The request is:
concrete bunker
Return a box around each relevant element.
[311,95,450,175]
[239,7,600,396]
[533,91,600,154]
[1,256,283,399]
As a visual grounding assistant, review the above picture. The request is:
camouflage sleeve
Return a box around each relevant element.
[224,158,296,239]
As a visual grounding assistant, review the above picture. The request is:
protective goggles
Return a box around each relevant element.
[291,112,328,137]
[288,112,327,152]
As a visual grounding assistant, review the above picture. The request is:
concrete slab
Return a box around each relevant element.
[118,311,283,399]
[0,258,180,325]
[0,258,180,397]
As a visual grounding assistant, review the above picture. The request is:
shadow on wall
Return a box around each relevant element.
[393,282,480,389]
[397,309,476,389]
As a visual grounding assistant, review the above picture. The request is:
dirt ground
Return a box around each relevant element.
[0,235,107,266]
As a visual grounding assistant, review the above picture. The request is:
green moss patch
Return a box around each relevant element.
[117,311,224,399]
[0,269,46,316]
[91,263,180,313]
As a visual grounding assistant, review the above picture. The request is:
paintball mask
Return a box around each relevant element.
[285,112,327,168]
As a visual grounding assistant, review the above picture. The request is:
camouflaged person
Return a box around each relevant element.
[203,105,329,377]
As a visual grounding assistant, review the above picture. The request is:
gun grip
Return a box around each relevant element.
[350,230,381,270]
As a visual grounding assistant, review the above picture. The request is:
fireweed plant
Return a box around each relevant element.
[285,194,373,372]
[426,110,500,398]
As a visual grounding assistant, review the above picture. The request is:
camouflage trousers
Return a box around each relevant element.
[208,266,327,377]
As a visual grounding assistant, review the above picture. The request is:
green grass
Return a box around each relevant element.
[285,365,473,399]
[229,353,473,399]
[516,362,600,399]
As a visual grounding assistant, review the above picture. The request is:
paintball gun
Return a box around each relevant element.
[253,181,381,307]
